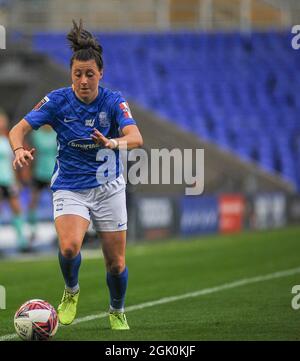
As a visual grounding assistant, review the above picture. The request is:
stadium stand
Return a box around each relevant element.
[31,31,299,191]
[0,1,299,253]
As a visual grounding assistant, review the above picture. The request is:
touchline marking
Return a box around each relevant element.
[7,250,103,263]
[1,266,300,341]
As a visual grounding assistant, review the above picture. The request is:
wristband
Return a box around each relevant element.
[110,139,118,149]
[13,147,24,153]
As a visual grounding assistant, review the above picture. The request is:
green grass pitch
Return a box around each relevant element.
[1,226,300,341]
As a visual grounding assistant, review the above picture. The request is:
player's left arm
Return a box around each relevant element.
[92,125,143,150]
[118,124,143,149]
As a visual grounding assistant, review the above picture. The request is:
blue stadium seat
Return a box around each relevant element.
[32,31,300,190]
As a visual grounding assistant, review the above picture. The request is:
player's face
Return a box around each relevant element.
[71,59,103,104]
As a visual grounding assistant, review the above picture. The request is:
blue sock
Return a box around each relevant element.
[106,266,128,311]
[58,251,81,289]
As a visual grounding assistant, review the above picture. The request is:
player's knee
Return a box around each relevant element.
[60,245,79,259]
[108,260,125,275]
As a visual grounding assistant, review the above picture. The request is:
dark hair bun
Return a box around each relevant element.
[67,19,102,55]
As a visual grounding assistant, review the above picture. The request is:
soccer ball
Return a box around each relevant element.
[14,299,58,341]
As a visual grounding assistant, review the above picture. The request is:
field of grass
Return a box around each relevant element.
[1,226,300,341]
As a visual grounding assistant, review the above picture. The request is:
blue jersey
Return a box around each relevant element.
[24,86,136,191]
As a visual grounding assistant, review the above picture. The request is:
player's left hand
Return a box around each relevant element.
[91,128,117,149]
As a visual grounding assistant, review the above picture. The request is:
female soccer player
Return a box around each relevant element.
[0,110,28,252]
[8,20,143,330]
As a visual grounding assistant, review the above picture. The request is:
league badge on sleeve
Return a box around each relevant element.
[33,96,49,111]
[119,102,133,119]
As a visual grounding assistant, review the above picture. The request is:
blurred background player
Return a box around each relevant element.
[0,109,28,252]
[28,124,56,243]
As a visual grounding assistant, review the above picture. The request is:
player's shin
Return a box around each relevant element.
[106,266,128,312]
[58,250,81,293]
[28,209,37,229]
[12,214,27,250]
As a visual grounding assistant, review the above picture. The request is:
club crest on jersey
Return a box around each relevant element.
[98,112,110,127]
[85,118,95,127]
[33,96,49,111]
[119,102,133,119]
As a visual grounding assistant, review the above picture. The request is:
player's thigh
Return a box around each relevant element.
[55,215,90,255]
[91,175,127,233]
[6,186,21,213]
[29,186,41,208]
[8,196,21,213]
[53,189,91,254]
[99,230,127,272]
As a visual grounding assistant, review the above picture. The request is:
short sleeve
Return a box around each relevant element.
[113,95,136,130]
[24,93,57,130]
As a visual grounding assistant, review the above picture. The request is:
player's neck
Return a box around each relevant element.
[74,89,98,105]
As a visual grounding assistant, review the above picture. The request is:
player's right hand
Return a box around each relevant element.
[13,148,36,170]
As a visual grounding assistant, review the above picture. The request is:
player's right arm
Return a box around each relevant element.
[9,119,36,170]
[9,91,59,170]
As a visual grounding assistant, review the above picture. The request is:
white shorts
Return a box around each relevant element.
[52,175,127,232]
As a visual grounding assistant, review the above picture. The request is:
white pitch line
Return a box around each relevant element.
[1,266,300,341]
[5,249,103,263]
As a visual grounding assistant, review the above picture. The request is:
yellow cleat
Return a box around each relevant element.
[109,311,130,330]
[57,289,79,325]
